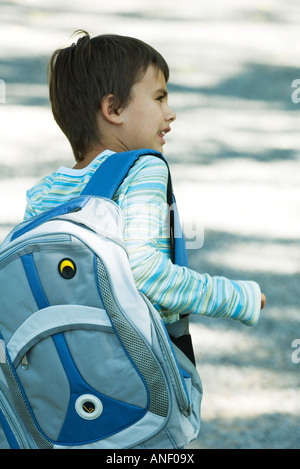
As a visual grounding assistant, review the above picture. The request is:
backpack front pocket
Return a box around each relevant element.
[5,305,149,446]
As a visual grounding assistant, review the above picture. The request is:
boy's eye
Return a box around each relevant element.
[155,89,168,103]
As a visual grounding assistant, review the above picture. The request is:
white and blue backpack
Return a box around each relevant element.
[0,149,202,449]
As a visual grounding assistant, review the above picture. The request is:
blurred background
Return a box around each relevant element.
[0,0,300,449]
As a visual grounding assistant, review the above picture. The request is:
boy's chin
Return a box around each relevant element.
[135,143,164,154]
[152,144,164,154]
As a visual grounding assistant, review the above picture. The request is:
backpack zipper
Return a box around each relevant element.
[0,235,70,264]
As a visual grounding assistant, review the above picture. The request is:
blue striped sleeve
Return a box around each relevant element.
[113,155,262,326]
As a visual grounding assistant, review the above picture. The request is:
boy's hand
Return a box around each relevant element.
[261,293,266,310]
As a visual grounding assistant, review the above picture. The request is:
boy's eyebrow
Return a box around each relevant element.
[154,88,168,97]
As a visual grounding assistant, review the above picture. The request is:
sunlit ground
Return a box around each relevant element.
[1,0,300,449]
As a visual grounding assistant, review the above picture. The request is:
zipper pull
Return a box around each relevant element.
[21,355,29,370]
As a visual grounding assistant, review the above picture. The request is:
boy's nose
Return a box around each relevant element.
[167,106,176,123]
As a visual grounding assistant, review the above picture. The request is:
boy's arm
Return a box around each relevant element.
[115,155,263,326]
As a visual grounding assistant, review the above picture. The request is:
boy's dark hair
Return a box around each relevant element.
[48,31,169,162]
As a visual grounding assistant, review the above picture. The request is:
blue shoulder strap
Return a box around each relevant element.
[82,149,188,267]
[10,196,91,242]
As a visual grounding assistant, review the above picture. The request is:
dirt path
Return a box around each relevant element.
[1,0,300,449]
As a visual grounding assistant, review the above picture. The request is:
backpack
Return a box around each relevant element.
[0,149,202,449]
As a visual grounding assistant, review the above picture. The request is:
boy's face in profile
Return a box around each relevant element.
[118,65,176,153]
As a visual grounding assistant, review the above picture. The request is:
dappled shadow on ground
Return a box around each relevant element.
[0,55,49,106]
[186,227,300,449]
[1,0,299,450]
[2,55,298,110]
[189,413,300,449]
[0,160,61,178]
[188,229,300,309]
[169,146,299,165]
[1,56,48,86]
[187,227,300,373]
[170,62,299,111]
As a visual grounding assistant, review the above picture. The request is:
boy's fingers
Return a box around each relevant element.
[261,293,266,309]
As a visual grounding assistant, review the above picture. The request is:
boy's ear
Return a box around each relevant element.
[101,94,123,124]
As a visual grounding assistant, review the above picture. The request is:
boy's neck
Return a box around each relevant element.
[73,147,107,169]
[73,140,128,169]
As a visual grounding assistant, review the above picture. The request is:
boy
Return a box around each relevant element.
[24,31,266,333]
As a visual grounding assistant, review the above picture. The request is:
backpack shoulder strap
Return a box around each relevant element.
[82,150,143,200]
[81,149,188,267]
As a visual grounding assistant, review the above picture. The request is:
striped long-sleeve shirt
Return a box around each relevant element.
[24,150,262,326]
